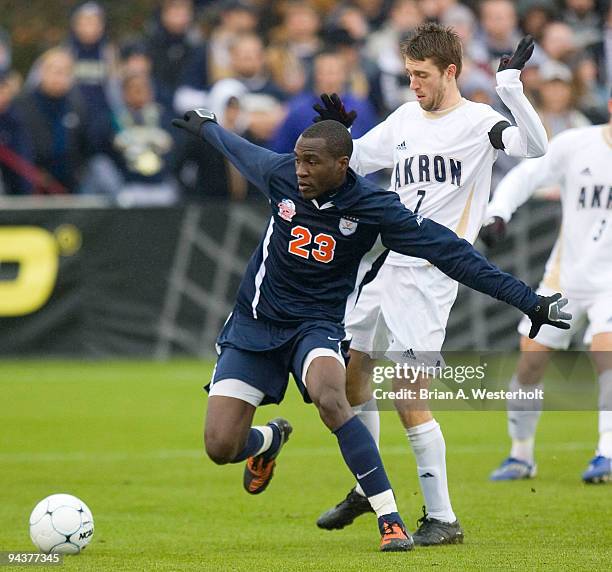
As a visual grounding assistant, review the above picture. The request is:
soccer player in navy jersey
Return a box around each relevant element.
[172,111,570,552]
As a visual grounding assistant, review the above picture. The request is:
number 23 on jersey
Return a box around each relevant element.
[288,226,336,263]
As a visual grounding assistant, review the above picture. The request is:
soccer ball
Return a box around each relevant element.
[29,494,94,554]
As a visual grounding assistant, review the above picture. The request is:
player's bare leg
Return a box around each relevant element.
[345,349,376,406]
[205,395,256,464]
[204,392,292,493]
[392,373,463,545]
[583,333,612,483]
[306,355,412,551]
[490,337,551,481]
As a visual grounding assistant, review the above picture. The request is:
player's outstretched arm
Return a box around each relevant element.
[481,130,569,246]
[494,36,548,158]
[172,109,286,195]
[380,203,571,337]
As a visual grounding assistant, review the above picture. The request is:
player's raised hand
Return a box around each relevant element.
[172,108,218,136]
[312,93,357,128]
[497,35,535,72]
[479,216,507,248]
[527,293,572,339]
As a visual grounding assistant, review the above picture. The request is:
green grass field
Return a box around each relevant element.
[1,360,610,571]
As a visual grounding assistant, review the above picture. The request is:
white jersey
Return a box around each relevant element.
[350,69,548,268]
[487,124,612,297]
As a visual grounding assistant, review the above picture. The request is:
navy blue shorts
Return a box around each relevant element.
[207,311,346,405]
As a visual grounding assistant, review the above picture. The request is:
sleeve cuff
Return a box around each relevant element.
[495,68,522,87]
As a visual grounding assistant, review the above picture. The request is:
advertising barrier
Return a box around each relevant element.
[0,198,561,357]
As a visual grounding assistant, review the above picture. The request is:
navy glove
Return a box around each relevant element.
[312,93,357,128]
[172,108,217,136]
[479,216,507,248]
[498,35,535,72]
[527,293,572,339]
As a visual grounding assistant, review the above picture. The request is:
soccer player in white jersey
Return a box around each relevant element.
[483,96,612,484]
[314,23,549,545]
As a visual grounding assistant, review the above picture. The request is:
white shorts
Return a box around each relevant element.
[518,285,612,349]
[346,264,458,365]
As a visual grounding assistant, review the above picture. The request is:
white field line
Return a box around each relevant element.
[0,442,594,463]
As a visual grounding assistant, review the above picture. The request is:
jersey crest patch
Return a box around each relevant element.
[278,199,296,221]
[339,217,358,236]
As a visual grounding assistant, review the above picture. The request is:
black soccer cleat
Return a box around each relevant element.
[243,418,292,495]
[316,488,374,530]
[412,506,464,546]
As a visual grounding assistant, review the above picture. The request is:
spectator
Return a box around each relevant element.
[441,3,490,67]
[174,83,257,201]
[365,0,423,63]
[562,0,601,50]
[326,4,370,44]
[352,0,388,31]
[206,0,259,82]
[267,1,322,95]
[67,1,117,118]
[540,21,577,65]
[0,27,11,73]
[366,0,424,112]
[573,55,609,123]
[419,0,461,22]
[0,70,33,195]
[175,83,258,201]
[16,48,90,194]
[177,33,287,142]
[146,0,202,109]
[85,72,177,206]
[518,0,556,41]
[535,60,591,138]
[473,0,521,73]
[592,3,612,90]
[271,50,377,153]
[119,40,153,77]
[322,26,382,112]
[205,34,288,145]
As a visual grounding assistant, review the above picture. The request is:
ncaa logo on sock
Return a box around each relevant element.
[278,199,296,222]
[339,216,359,236]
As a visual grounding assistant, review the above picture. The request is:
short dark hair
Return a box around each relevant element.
[400,23,463,78]
[301,120,353,159]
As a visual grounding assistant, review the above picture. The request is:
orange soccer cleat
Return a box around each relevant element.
[243,418,292,495]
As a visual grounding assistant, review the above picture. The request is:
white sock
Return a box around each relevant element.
[367,489,398,519]
[510,437,536,464]
[507,375,543,464]
[252,426,273,456]
[352,398,380,497]
[407,419,456,523]
[597,370,612,457]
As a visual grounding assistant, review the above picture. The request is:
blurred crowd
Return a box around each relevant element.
[0,0,610,205]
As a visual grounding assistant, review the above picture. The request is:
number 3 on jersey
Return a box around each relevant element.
[289,226,336,263]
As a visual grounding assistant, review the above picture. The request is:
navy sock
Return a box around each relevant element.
[377,513,404,535]
[231,428,264,463]
[262,424,281,460]
[333,416,392,497]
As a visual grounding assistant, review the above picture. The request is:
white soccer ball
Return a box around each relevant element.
[29,494,94,554]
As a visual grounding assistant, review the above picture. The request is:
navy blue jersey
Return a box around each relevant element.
[201,122,538,329]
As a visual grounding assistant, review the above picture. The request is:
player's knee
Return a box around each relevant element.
[204,431,238,465]
[312,386,348,426]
